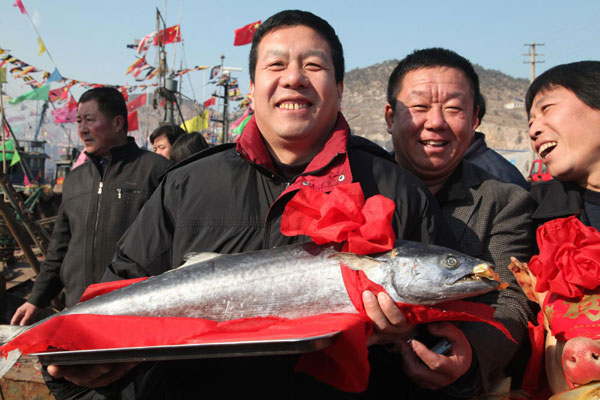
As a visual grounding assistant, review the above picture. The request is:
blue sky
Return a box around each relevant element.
[1,0,599,105]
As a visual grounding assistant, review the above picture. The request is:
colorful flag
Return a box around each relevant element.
[49,85,69,102]
[209,66,221,81]
[0,139,21,166]
[181,111,209,132]
[0,68,5,84]
[137,32,156,54]
[126,93,147,112]
[13,0,26,14]
[8,84,49,104]
[46,68,62,84]
[126,57,146,75]
[37,38,46,56]
[234,20,261,46]
[119,86,129,103]
[203,97,216,108]
[153,25,181,46]
[127,111,139,132]
[52,104,77,124]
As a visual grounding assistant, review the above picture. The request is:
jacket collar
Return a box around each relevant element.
[236,112,353,191]
[532,180,584,220]
[86,137,139,162]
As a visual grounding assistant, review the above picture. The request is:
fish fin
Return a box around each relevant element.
[0,325,27,345]
[178,252,222,268]
[328,253,383,271]
[0,349,21,378]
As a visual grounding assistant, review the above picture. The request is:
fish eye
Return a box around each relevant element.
[443,256,460,269]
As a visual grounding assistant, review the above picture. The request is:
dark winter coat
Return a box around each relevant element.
[29,138,172,308]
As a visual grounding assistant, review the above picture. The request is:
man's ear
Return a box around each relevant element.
[384,103,395,135]
[472,106,480,130]
[113,115,125,133]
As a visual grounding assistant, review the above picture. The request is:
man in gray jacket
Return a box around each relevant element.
[11,87,171,325]
[370,48,536,397]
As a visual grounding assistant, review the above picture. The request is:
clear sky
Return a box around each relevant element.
[1,0,599,106]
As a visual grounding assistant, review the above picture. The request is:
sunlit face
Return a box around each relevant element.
[385,67,479,187]
[250,25,343,164]
[76,100,126,158]
[528,86,600,188]
[152,135,172,159]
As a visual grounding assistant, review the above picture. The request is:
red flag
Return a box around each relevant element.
[12,0,26,14]
[49,86,69,102]
[127,93,147,112]
[127,111,139,132]
[67,96,77,111]
[119,86,129,103]
[203,97,215,108]
[3,121,10,138]
[234,20,261,46]
[153,25,181,46]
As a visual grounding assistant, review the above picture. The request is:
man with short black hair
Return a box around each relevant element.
[149,124,186,159]
[379,47,535,396]
[11,87,171,325]
[45,10,446,398]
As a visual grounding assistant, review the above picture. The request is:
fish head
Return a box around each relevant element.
[373,241,502,305]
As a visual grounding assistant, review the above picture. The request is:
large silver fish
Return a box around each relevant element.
[0,240,500,376]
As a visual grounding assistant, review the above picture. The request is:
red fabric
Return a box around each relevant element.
[234,20,261,46]
[119,86,129,103]
[520,311,549,398]
[281,183,396,255]
[127,111,139,132]
[1,276,372,393]
[79,278,148,302]
[12,0,26,14]
[127,93,147,112]
[542,291,600,341]
[153,25,181,46]
[203,97,215,108]
[528,216,600,299]
[49,86,68,102]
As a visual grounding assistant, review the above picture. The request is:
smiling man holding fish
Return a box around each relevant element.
[36,11,489,399]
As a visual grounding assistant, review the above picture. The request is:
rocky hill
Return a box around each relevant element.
[341,60,531,151]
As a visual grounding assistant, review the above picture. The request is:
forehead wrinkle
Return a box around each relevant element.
[405,87,470,102]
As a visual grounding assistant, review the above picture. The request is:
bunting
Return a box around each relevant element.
[8,84,49,104]
[37,38,45,56]
[12,0,26,14]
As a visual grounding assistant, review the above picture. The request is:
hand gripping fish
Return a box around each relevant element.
[0,240,503,380]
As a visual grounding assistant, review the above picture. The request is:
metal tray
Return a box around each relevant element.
[31,331,341,365]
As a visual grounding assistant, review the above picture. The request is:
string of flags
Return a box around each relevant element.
[1,47,159,93]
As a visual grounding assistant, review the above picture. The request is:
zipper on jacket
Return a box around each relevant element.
[97,181,103,194]
[116,188,122,199]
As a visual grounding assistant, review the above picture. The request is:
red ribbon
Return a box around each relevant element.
[280,183,396,255]
[529,216,600,300]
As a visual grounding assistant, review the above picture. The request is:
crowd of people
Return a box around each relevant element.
[7,8,600,399]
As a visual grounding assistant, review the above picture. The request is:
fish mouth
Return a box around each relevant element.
[452,263,501,284]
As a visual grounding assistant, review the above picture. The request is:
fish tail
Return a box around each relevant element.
[0,325,27,378]
[0,349,21,378]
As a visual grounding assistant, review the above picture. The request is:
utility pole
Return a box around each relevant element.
[522,43,545,83]
[522,43,545,173]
